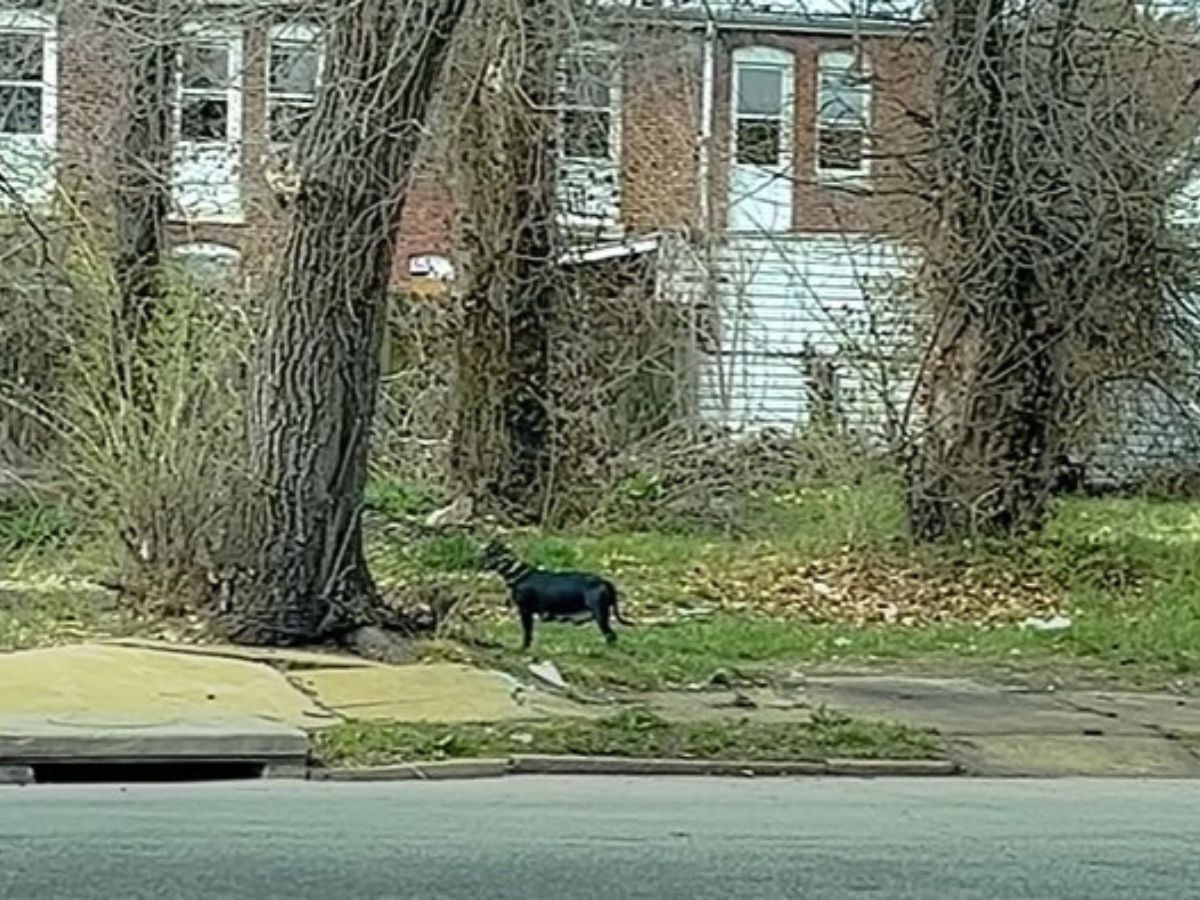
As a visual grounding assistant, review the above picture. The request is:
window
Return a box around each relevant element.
[817,50,870,177]
[560,47,619,161]
[733,51,791,167]
[268,25,321,146]
[179,36,235,142]
[0,30,43,135]
[172,25,242,220]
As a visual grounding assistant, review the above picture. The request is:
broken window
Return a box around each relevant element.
[0,31,44,135]
[817,50,870,175]
[268,26,321,145]
[560,47,618,161]
[179,38,232,142]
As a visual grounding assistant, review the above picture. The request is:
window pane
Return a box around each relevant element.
[819,77,866,123]
[736,66,783,116]
[270,42,319,96]
[181,96,228,141]
[818,54,867,123]
[564,55,613,109]
[182,43,230,91]
[0,84,41,134]
[818,125,865,170]
[736,118,781,166]
[562,108,611,159]
[0,33,42,82]
[269,100,314,143]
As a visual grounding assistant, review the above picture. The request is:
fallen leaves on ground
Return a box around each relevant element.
[680,549,1066,628]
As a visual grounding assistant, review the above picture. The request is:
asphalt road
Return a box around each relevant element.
[2,776,1198,899]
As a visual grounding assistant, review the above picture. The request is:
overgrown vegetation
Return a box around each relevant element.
[313,706,941,767]
[2,0,1200,675]
[7,447,1200,687]
[905,0,1200,539]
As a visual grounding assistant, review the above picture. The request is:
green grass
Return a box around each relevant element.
[313,706,941,768]
[5,476,1200,692]
[369,479,1200,690]
[461,616,1087,691]
[0,497,77,558]
[0,579,124,651]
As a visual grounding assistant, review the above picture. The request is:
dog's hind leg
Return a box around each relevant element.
[586,588,617,644]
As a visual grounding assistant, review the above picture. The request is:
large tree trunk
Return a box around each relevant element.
[905,0,1071,540]
[109,0,174,408]
[449,0,565,522]
[220,0,466,645]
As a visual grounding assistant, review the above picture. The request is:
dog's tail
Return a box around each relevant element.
[613,593,635,627]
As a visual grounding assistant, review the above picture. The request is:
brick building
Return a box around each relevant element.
[1,0,1194,479]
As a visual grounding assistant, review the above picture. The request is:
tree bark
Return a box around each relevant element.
[450,0,565,522]
[220,0,467,645]
[905,0,1070,540]
[110,0,174,409]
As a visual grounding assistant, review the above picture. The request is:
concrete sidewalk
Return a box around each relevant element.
[1,639,1198,776]
[799,674,1200,777]
[0,640,583,729]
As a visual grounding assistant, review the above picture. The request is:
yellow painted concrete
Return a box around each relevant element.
[290,663,585,724]
[0,645,335,728]
[101,638,374,670]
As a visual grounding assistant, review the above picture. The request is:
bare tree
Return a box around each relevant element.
[449,0,569,522]
[219,0,468,646]
[109,0,175,407]
[904,0,1200,540]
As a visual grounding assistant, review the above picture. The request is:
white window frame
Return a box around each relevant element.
[731,46,794,172]
[815,49,872,183]
[266,22,322,151]
[175,23,242,149]
[0,9,57,209]
[0,10,56,142]
[558,41,622,166]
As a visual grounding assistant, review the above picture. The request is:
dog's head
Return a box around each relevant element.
[478,539,511,572]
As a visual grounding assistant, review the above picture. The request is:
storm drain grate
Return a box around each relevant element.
[31,760,268,783]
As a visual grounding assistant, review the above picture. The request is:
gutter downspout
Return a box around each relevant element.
[695,15,725,428]
[698,16,716,232]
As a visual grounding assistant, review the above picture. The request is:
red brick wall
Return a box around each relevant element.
[56,3,290,281]
[709,30,929,236]
[392,176,457,285]
[52,6,926,285]
[621,28,702,234]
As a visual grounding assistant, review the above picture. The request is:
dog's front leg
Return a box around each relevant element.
[518,605,535,651]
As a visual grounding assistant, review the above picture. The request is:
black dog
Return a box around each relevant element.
[479,541,632,650]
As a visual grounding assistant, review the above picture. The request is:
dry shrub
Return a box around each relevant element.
[373,290,458,486]
[541,253,694,524]
[52,239,250,605]
[591,426,894,532]
[0,217,75,473]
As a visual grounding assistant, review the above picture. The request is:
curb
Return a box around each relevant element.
[311,756,959,781]
[311,758,510,782]
[824,758,959,776]
[508,755,827,776]
[0,765,34,786]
